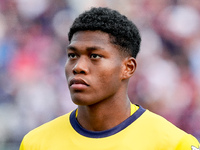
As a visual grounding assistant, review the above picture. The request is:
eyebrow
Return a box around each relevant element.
[67,45,105,52]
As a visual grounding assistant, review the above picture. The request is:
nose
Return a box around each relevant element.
[72,57,89,75]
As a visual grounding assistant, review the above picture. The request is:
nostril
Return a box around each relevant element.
[73,70,77,74]
[73,69,86,74]
[80,70,85,74]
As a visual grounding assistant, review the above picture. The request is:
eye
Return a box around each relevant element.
[90,54,102,59]
[68,53,77,59]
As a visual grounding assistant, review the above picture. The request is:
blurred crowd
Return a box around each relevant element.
[0,0,200,149]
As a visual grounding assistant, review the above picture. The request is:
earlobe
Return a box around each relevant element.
[121,57,137,80]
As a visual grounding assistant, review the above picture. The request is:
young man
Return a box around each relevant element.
[20,7,199,150]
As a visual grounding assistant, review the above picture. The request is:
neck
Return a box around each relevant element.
[76,96,131,131]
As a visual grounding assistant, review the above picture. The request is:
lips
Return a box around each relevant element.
[69,78,89,87]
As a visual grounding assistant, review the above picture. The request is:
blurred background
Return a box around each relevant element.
[0,0,200,149]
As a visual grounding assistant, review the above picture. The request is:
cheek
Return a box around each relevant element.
[95,73,121,100]
[96,65,122,87]
[65,63,71,78]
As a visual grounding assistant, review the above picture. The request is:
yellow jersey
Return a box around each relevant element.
[20,104,199,150]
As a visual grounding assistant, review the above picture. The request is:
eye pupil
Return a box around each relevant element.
[91,54,100,59]
[68,53,76,58]
[93,54,97,58]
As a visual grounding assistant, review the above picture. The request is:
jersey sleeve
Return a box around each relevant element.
[175,134,200,150]
[19,139,25,150]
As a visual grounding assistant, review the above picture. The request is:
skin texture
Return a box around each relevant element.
[65,31,137,131]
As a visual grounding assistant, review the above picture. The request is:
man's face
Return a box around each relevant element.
[65,31,126,106]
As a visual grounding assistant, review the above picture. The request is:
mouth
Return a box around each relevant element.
[69,78,89,87]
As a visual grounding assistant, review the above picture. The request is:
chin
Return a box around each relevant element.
[71,97,95,106]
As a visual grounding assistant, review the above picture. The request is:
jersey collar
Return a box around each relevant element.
[70,105,146,138]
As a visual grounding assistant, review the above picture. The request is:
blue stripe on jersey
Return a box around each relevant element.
[70,105,146,138]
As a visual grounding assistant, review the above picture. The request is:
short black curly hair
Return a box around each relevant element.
[68,7,141,58]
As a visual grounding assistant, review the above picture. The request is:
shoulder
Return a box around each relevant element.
[176,134,200,150]
[133,109,186,142]
[20,112,72,149]
[141,109,185,134]
[139,109,200,149]
[27,112,70,136]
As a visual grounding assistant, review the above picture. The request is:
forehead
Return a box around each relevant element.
[70,30,110,43]
[68,31,116,50]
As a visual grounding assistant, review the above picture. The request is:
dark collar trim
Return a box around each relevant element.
[70,105,146,138]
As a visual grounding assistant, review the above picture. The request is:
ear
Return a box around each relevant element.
[121,57,137,80]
